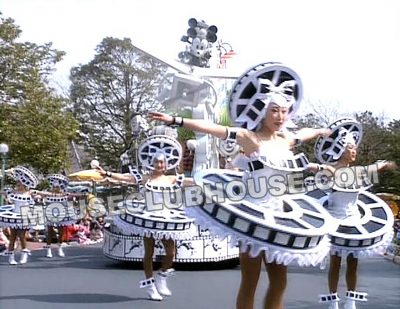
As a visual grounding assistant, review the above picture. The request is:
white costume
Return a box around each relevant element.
[110,133,195,300]
[44,174,77,227]
[188,63,334,266]
[115,173,195,240]
[0,166,41,264]
[0,166,41,229]
[312,118,394,308]
[114,135,195,240]
[43,174,77,258]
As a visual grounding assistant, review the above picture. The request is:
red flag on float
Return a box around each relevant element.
[221,50,236,60]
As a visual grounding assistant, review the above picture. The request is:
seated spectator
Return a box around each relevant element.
[67,218,96,245]
[90,216,105,243]
[0,228,9,255]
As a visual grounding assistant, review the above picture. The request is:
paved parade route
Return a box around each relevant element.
[1,244,399,309]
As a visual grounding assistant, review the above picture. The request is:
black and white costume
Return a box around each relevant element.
[312,118,394,308]
[43,174,77,258]
[44,174,77,227]
[0,166,41,264]
[0,166,42,230]
[114,134,196,240]
[187,63,335,266]
[312,118,394,258]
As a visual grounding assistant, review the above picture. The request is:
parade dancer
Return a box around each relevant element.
[150,63,336,309]
[97,132,195,301]
[0,166,40,265]
[41,174,78,258]
[313,118,397,309]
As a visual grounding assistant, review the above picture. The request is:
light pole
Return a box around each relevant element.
[0,143,9,206]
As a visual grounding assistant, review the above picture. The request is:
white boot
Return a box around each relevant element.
[58,245,65,257]
[7,251,18,265]
[139,277,163,301]
[155,269,174,296]
[19,249,31,264]
[319,292,340,309]
[45,246,53,258]
[344,291,368,309]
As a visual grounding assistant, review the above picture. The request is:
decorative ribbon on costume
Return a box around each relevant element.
[258,79,296,108]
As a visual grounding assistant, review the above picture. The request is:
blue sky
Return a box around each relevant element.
[2,0,400,120]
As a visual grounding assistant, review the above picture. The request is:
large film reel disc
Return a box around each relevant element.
[307,189,394,254]
[114,199,195,240]
[191,169,334,257]
[229,62,303,131]
[13,166,38,188]
[46,174,69,190]
[0,203,44,229]
[138,135,182,170]
[315,118,363,164]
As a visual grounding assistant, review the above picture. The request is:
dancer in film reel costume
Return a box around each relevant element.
[41,174,78,258]
[150,62,336,309]
[310,118,397,309]
[97,130,195,301]
[0,166,41,265]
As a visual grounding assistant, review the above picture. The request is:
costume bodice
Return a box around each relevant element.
[233,144,309,210]
[326,166,372,219]
[143,174,185,206]
[6,192,34,212]
[326,190,360,219]
[45,195,69,206]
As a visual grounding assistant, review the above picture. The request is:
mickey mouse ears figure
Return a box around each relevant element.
[179,17,218,68]
[314,117,363,164]
[46,174,70,191]
[12,166,39,189]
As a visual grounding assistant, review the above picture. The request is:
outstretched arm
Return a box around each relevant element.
[292,128,332,143]
[306,162,335,174]
[183,177,194,186]
[96,165,136,183]
[149,112,228,139]
[374,160,398,172]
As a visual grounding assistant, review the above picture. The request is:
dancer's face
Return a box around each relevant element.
[262,103,289,132]
[52,186,62,193]
[15,181,27,192]
[342,144,357,163]
[153,158,166,173]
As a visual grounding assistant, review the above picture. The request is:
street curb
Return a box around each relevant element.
[384,253,400,265]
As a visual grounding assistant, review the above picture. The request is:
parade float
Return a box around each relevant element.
[102,18,241,263]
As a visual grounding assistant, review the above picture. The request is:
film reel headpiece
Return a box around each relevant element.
[12,166,38,189]
[315,117,363,164]
[138,135,182,170]
[229,62,303,131]
[46,174,70,191]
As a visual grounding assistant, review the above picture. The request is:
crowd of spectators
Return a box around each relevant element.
[0,214,106,253]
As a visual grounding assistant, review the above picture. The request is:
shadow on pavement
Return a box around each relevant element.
[0,293,146,303]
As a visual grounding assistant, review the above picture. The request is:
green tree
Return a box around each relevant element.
[70,37,167,168]
[0,13,64,105]
[376,119,400,195]
[0,13,78,173]
[293,113,325,162]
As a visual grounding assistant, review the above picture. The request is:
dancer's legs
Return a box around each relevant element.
[328,255,342,293]
[143,236,155,278]
[160,238,175,271]
[7,228,17,251]
[47,226,55,246]
[264,262,287,309]
[345,254,358,291]
[16,229,27,249]
[236,251,262,309]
